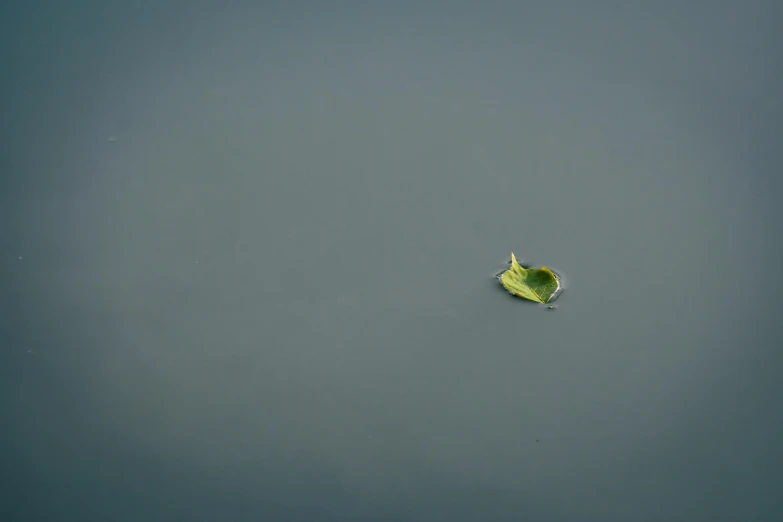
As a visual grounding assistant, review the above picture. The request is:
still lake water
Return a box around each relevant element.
[2,2,782,521]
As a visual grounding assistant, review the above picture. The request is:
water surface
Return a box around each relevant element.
[2,1,782,521]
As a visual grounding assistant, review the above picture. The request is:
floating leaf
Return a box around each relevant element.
[500,252,561,304]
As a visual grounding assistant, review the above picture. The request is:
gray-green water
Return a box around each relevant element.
[2,1,782,521]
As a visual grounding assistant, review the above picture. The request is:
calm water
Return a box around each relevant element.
[2,1,782,521]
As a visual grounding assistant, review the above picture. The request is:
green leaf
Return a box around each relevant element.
[500,252,561,304]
